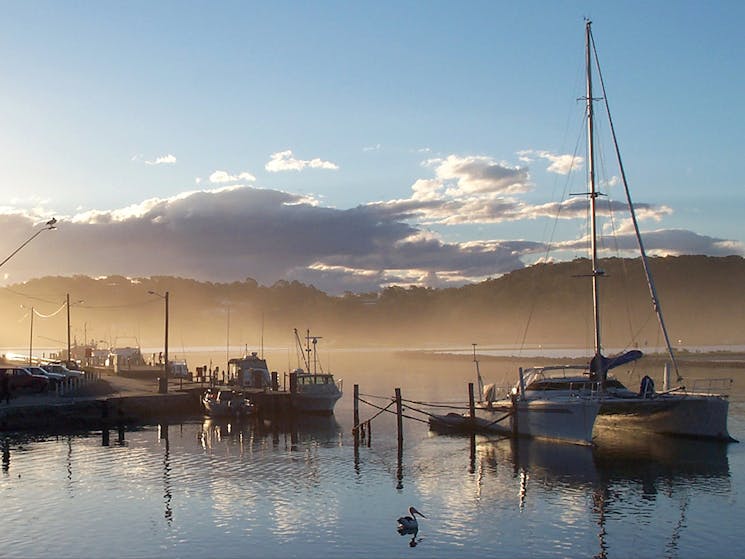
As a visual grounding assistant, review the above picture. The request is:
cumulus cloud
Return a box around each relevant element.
[554,228,740,258]
[209,170,256,184]
[425,154,530,196]
[131,154,177,166]
[0,149,740,294]
[518,150,580,175]
[0,184,546,293]
[265,150,339,172]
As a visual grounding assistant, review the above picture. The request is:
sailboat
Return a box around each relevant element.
[477,20,733,442]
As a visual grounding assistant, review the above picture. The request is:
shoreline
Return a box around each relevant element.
[401,348,745,370]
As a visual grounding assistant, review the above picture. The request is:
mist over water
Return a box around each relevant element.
[1,349,744,558]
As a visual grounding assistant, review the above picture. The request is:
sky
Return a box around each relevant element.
[0,0,743,295]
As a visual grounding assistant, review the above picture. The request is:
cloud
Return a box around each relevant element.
[425,154,530,196]
[0,150,740,294]
[554,228,740,257]
[132,154,177,166]
[208,170,256,184]
[518,150,580,175]
[0,185,545,293]
[265,150,339,172]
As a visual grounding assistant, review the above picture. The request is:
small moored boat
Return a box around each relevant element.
[202,388,255,417]
[290,329,342,415]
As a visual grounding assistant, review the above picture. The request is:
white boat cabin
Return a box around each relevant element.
[228,352,272,389]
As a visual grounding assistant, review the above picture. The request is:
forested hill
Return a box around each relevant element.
[1,255,743,350]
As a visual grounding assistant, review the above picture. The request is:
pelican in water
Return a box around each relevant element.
[397,506,426,531]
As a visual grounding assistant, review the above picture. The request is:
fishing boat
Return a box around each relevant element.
[202,388,255,417]
[289,329,343,415]
[476,20,733,442]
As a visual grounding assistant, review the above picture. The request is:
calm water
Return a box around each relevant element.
[2,350,744,558]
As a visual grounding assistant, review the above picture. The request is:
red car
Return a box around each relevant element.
[0,367,49,393]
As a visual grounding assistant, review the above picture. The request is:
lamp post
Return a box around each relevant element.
[0,218,57,270]
[148,290,169,393]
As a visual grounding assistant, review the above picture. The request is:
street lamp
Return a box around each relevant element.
[0,218,57,270]
[148,290,169,393]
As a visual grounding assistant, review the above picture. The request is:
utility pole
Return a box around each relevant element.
[67,293,71,362]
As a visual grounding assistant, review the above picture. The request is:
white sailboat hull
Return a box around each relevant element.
[597,394,732,440]
[476,397,600,446]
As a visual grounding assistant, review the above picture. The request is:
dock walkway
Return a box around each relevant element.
[0,373,201,431]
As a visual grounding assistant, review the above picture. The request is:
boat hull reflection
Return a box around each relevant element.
[477,431,731,489]
[199,415,343,451]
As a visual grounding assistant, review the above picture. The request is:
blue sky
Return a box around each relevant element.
[0,1,743,294]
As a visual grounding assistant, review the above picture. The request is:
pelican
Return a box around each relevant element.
[397,506,426,531]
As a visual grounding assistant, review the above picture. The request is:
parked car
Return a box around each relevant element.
[0,367,49,393]
[41,363,85,379]
[26,366,66,387]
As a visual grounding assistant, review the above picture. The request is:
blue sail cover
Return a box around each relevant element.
[590,350,644,374]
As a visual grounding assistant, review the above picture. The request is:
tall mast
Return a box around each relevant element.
[585,19,604,380]
[589,26,682,382]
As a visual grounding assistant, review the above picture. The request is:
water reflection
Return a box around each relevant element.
[397,525,420,547]
[474,433,730,558]
[101,425,128,447]
[2,437,9,473]
[198,414,343,453]
[476,433,730,491]
[160,422,173,524]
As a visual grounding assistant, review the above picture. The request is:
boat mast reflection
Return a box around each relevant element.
[474,433,730,558]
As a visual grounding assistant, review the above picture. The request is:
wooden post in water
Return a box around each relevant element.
[395,387,403,448]
[468,382,476,425]
[395,387,404,489]
[353,384,360,444]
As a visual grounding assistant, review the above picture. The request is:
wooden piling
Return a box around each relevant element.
[395,387,404,489]
[353,384,360,445]
[395,387,403,448]
[468,382,475,423]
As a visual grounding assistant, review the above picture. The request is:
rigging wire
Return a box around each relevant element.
[590,26,682,381]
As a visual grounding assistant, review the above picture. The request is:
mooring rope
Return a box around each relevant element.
[353,398,396,431]
[360,392,470,411]
[355,392,514,430]
[356,396,439,426]
[400,398,470,411]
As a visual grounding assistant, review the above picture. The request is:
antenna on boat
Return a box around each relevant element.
[472,343,484,399]
[305,330,323,374]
